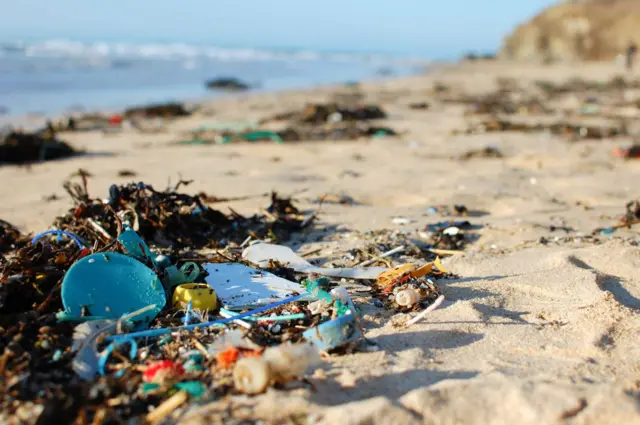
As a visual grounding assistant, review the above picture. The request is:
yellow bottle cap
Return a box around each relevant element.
[172,283,217,311]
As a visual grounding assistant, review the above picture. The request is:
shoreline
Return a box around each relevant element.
[2,59,640,425]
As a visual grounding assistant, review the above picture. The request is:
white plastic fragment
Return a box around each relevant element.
[242,243,387,279]
[204,263,313,309]
[233,343,322,395]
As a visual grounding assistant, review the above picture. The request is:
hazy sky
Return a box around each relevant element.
[0,0,556,56]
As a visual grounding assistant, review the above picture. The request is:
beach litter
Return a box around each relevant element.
[612,144,640,159]
[262,103,387,125]
[596,199,640,234]
[452,119,628,141]
[178,123,398,145]
[242,242,387,279]
[0,172,456,423]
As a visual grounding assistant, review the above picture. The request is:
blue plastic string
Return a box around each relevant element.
[32,229,84,250]
[107,295,302,342]
[98,337,138,376]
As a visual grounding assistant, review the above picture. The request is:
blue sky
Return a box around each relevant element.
[0,0,556,56]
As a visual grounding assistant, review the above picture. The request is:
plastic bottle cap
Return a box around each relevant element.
[172,283,217,311]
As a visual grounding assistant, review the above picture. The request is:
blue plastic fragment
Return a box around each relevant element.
[31,229,84,250]
[107,294,303,342]
[303,313,363,351]
[117,226,154,262]
[600,227,615,235]
[51,349,63,362]
[183,300,193,326]
[98,337,138,376]
[61,252,166,325]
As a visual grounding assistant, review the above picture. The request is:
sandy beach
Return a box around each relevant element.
[2,60,640,424]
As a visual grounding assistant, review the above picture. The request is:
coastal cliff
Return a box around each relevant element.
[500,0,640,62]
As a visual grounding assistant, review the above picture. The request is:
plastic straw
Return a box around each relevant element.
[107,295,302,342]
[219,308,305,322]
[406,295,445,326]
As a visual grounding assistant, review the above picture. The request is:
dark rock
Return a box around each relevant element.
[205,77,250,91]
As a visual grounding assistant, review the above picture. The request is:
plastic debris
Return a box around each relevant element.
[406,294,446,326]
[303,313,363,351]
[612,145,640,159]
[204,263,310,309]
[173,283,217,311]
[71,319,116,381]
[61,252,166,324]
[233,343,321,394]
[143,360,186,384]
[243,242,387,279]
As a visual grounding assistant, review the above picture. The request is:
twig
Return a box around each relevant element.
[357,246,405,267]
[428,248,463,256]
[609,218,640,230]
[145,390,188,425]
[300,248,322,258]
[406,295,445,326]
[261,209,277,222]
[214,250,235,262]
[300,214,316,228]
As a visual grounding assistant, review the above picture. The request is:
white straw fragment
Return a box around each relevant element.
[357,245,405,267]
[405,295,445,326]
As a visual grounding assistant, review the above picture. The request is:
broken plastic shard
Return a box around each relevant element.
[118,226,153,262]
[203,263,313,309]
[376,258,447,288]
[303,314,363,351]
[443,226,460,236]
[162,262,200,288]
[242,243,387,279]
[61,252,165,324]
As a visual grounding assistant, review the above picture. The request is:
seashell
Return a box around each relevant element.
[233,357,271,394]
[395,289,420,307]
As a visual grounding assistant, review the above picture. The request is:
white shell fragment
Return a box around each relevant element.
[395,289,420,307]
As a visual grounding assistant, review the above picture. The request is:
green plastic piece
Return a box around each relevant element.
[303,277,350,317]
[175,381,206,398]
[242,131,284,143]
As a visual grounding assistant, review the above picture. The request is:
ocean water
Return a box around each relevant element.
[0,39,426,117]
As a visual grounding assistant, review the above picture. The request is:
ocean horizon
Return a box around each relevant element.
[0,38,433,117]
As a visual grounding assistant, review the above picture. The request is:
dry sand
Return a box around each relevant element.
[3,61,640,424]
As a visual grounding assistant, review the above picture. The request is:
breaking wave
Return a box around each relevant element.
[0,39,423,66]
